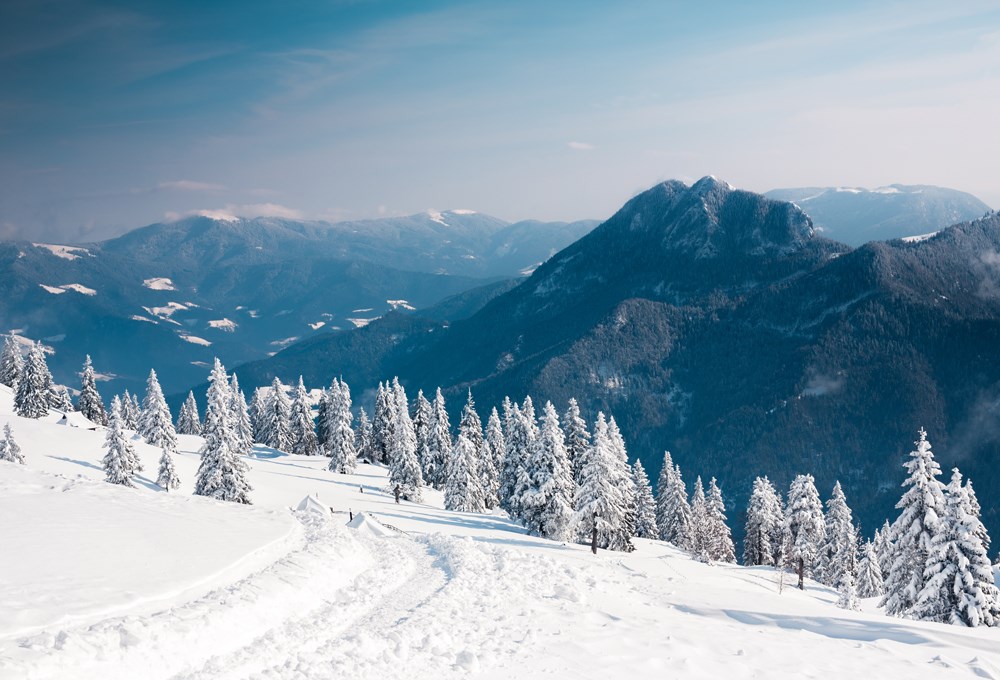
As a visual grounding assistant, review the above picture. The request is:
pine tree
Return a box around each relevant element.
[517,401,574,539]
[482,407,504,509]
[230,374,254,455]
[0,335,22,388]
[289,376,319,456]
[743,476,784,566]
[261,377,292,452]
[499,398,525,516]
[194,359,252,504]
[355,407,374,463]
[837,570,860,611]
[632,459,658,539]
[656,452,692,549]
[177,391,202,435]
[128,391,141,426]
[102,397,136,486]
[458,391,485,472]
[119,390,139,428]
[387,381,423,501]
[76,354,107,425]
[138,369,177,451]
[856,541,885,598]
[15,342,52,419]
[444,434,485,512]
[818,481,857,588]
[573,413,631,552]
[606,417,636,547]
[48,384,74,412]
[157,446,181,491]
[881,428,946,616]
[0,423,24,464]
[249,387,266,443]
[325,379,357,473]
[563,398,590,486]
[424,388,451,488]
[371,381,396,464]
[316,388,332,449]
[412,389,432,469]
[784,473,825,589]
[689,476,709,561]
[705,477,736,563]
[874,519,893,579]
[914,468,998,626]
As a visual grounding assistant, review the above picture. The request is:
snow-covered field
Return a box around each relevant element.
[2,386,999,679]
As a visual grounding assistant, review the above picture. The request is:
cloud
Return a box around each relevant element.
[801,370,845,397]
[165,203,304,222]
[157,180,226,192]
[567,141,595,151]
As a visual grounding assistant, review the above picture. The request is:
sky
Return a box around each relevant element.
[2,0,999,242]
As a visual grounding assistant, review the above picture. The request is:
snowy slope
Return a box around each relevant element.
[2,386,999,679]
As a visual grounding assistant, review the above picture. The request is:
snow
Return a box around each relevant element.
[38,285,66,295]
[32,244,91,260]
[352,308,374,313]
[178,334,212,346]
[142,277,176,291]
[448,209,477,215]
[130,315,157,324]
[308,321,326,330]
[386,299,416,311]
[426,210,448,226]
[2,384,1000,679]
[902,231,940,243]
[269,336,299,348]
[873,186,902,194]
[143,302,188,323]
[347,317,377,328]
[39,283,96,296]
[208,318,238,332]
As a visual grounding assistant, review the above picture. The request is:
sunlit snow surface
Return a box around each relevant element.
[1,384,999,679]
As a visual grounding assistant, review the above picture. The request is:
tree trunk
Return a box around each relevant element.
[797,557,805,590]
[591,512,598,555]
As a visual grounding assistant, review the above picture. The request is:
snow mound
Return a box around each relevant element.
[38,285,66,295]
[143,277,176,291]
[179,334,212,346]
[347,318,377,328]
[295,494,330,516]
[901,231,939,243]
[208,318,238,332]
[32,244,91,260]
[387,299,415,311]
[39,284,96,296]
[347,512,395,538]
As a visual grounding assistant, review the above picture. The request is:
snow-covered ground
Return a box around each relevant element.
[1,385,999,679]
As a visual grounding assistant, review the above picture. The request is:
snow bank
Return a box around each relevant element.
[142,277,176,291]
[32,244,91,260]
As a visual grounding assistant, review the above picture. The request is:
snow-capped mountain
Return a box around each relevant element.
[765,184,990,245]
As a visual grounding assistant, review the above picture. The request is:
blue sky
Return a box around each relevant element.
[2,0,998,241]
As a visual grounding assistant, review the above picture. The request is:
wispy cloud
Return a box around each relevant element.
[157,180,225,192]
[568,141,594,151]
[165,202,304,222]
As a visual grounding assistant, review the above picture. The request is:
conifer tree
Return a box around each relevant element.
[856,541,885,598]
[194,359,252,503]
[689,476,710,560]
[0,335,22,388]
[458,391,485,470]
[128,391,141,426]
[177,391,202,435]
[315,388,331,449]
[914,468,998,626]
[517,401,574,539]
[289,376,319,456]
[138,369,177,451]
[499,398,525,515]
[230,374,253,455]
[48,384,74,412]
[0,423,24,464]
[76,354,106,425]
[784,473,825,589]
[413,389,432,467]
[325,379,357,472]
[632,459,658,539]
[120,389,139,428]
[444,433,485,512]
[818,481,857,588]
[563,397,590,486]
[874,519,893,578]
[261,377,292,452]
[573,413,632,552]
[15,342,53,419]
[249,387,266,443]
[705,477,736,563]
[424,388,451,488]
[607,417,636,543]
[102,397,136,486]
[371,382,394,464]
[881,428,946,616]
[656,452,692,548]
[355,407,374,463]
[743,476,784,566]
[387,381,423,500]
[157,446,181,491]
[837,570,860,611]
[483,407,504,509]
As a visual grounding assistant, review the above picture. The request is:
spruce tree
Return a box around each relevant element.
[261,377,292,452]
[102,397,136,486]
[874,519,893,579]
[458,391,485,473]
[0,335,22,389]
[856,541,885,598]
[48,384,74,412]
[743,476,784,566]
[573,413,632,552]
[355,407,374,463]
[157,446,181,491]
[371,382,395,464]
[289,376,319,456]
[837,570,860,611]
[387,381,423,501]
[689,476,709,561]
[656,452,692,549]
[413,389,432,469]
[784,473,826,589]
[76,354,107,425]
[325,379,357,472]
[563,397,590,486]
[138,369,177,451]
[120,390,139,428]
[424,388,451,488]
[499,398,525,516]
[249,387,266,443]
[0,423,24,464]
[705,477,736,563]
[483,407,504,509]
[881,428,946,616]
[444,433,486,512]
[177,391,202,435]
[818,481,857,588]
[606,417,636,546]
[194,359,252,503]
[230,374,254,455]
[128,391,141,427]
[914,468,998,626]
[15,342,52,419]
[517,401,574,540]
[632,459,658,539]
[316,387,331,449]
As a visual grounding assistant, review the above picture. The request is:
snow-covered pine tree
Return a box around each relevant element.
[177,391,202,435]
[1,423,24,464]
[881,428,946,616]
[874,519,893,578]
[371,382,395,464]
[656,452,692,549]
[913,468,998,626]
[229,374,253,455]
[15,342,52,419]
[784,473,826,589]
[48,384,74,412]
[458,391,485,473]
[387,381,423,501]
[249,387,266,442]
[743,476,784,566]
[705,477,736,563]
[119,390,138,428]
[573,413,631,551]
[289,376,319,456]
[128,391,141,426]
[412,389,432,468]
[499,398,524,515]
[260,377,292,453]
[689,476,709,560]
[962,477,991,556]
[326,379,357,473]
[355,407,374,463]
[818,481,857,588]
[76,354,107,425]
[194,359,252,504]
[444,433,486,513]
[102,397,136,486]
[315,388,331,449]
[563,397,590,486]
[482,407,504,509]
[0,335,22,388]
[517,401,574,540]
[138,369,177,451]
[423,388,451,488]
[632,459,658,539]
[856,541,885,598]
[837,570,860,611]
[606,417,636,547]
[157,446,181,491]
